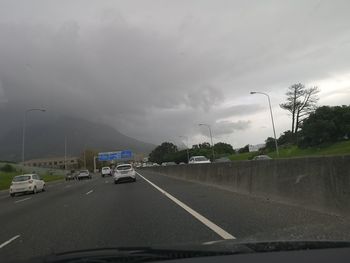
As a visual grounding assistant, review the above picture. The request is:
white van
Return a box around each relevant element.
[101,167,112,177]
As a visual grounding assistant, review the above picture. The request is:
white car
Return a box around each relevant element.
[77,170,91,180]
[113,164,136,184]
[9,174,45,197]
[189,156,211,164]
[101,167,111,177]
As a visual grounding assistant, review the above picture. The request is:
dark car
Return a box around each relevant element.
[65,170,76,181]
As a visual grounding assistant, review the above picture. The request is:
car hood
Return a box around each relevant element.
[27,240,350,263]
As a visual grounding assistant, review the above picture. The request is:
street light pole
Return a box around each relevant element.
[199,123,215,161]
[22,108,46,164]
[64,136,67,171]
[250,91,279,156]
[93,156,97,173]
[84,148,87,169]
[179,136,190,163]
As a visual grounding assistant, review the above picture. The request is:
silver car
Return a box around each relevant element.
[77,170,91,180]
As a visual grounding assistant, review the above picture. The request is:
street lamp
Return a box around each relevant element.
[250,91,279,156]
[198,123,215,161]
[22,108,46,163]
[179,136,190,163]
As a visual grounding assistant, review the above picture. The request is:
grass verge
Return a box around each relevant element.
[229,140,350,161]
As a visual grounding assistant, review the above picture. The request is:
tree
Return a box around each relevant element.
[149,142,178,164]
[280,83,319,134]
[80,149,99,171]
[277,130,296,146]
[264,137,276,151]
[238,144,249,153]
[192,142,211,149]
[213,142,235,155]
[298,105,350,147]
[0,164,15,172]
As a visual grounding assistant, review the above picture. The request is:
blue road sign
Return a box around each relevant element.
[121,150,133,159]
[98,150,133,161]
[98,153,109,161]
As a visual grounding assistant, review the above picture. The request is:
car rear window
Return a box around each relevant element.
[117,165,132,171]
[80,170,88,173]
[102,167,109,170]
[13,175,31,182]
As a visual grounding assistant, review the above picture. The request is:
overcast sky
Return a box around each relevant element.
[0,0,350,148]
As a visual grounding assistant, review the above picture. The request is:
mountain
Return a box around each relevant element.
[0,116,154,162]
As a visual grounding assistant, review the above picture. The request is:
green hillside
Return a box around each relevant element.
[229,140,350,161]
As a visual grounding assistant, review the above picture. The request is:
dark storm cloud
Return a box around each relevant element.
[0,0,349,146]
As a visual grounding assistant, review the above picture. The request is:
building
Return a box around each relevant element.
[22,156,79,169]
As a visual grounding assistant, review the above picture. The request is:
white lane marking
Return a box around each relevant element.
[86,190,94,195]
[136,172,235,240]
[0,235,21,249]
[14,197,31,203]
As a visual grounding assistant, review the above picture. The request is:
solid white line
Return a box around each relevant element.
[14,197,31,203]
[0,235,20,249]
[136,172,235,240]
[86,190,93,195]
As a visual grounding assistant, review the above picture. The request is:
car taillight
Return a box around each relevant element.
[28,180,33,184]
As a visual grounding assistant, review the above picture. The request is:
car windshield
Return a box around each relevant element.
[117,165,132,171]
[195,157,208,162]
[12,175,31,182]
[1,1,350,262]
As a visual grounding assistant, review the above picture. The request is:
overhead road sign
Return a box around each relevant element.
[98,150,133,161]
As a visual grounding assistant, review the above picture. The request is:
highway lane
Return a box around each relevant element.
[1,170,350,262]
[139,170,350,241]
[0,173,218,262]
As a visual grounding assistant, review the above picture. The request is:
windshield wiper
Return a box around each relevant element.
[34,246,246,263]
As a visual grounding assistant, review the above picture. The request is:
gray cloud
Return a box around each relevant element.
[0,0,349,147]
[211,120,252,137]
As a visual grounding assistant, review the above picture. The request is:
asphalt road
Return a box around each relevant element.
[1,169,350,262]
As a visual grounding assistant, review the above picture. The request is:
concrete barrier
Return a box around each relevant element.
[143,155,350,216]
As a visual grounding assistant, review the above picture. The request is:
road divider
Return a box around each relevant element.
[141,155,350,216]
[136,171,235,240]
